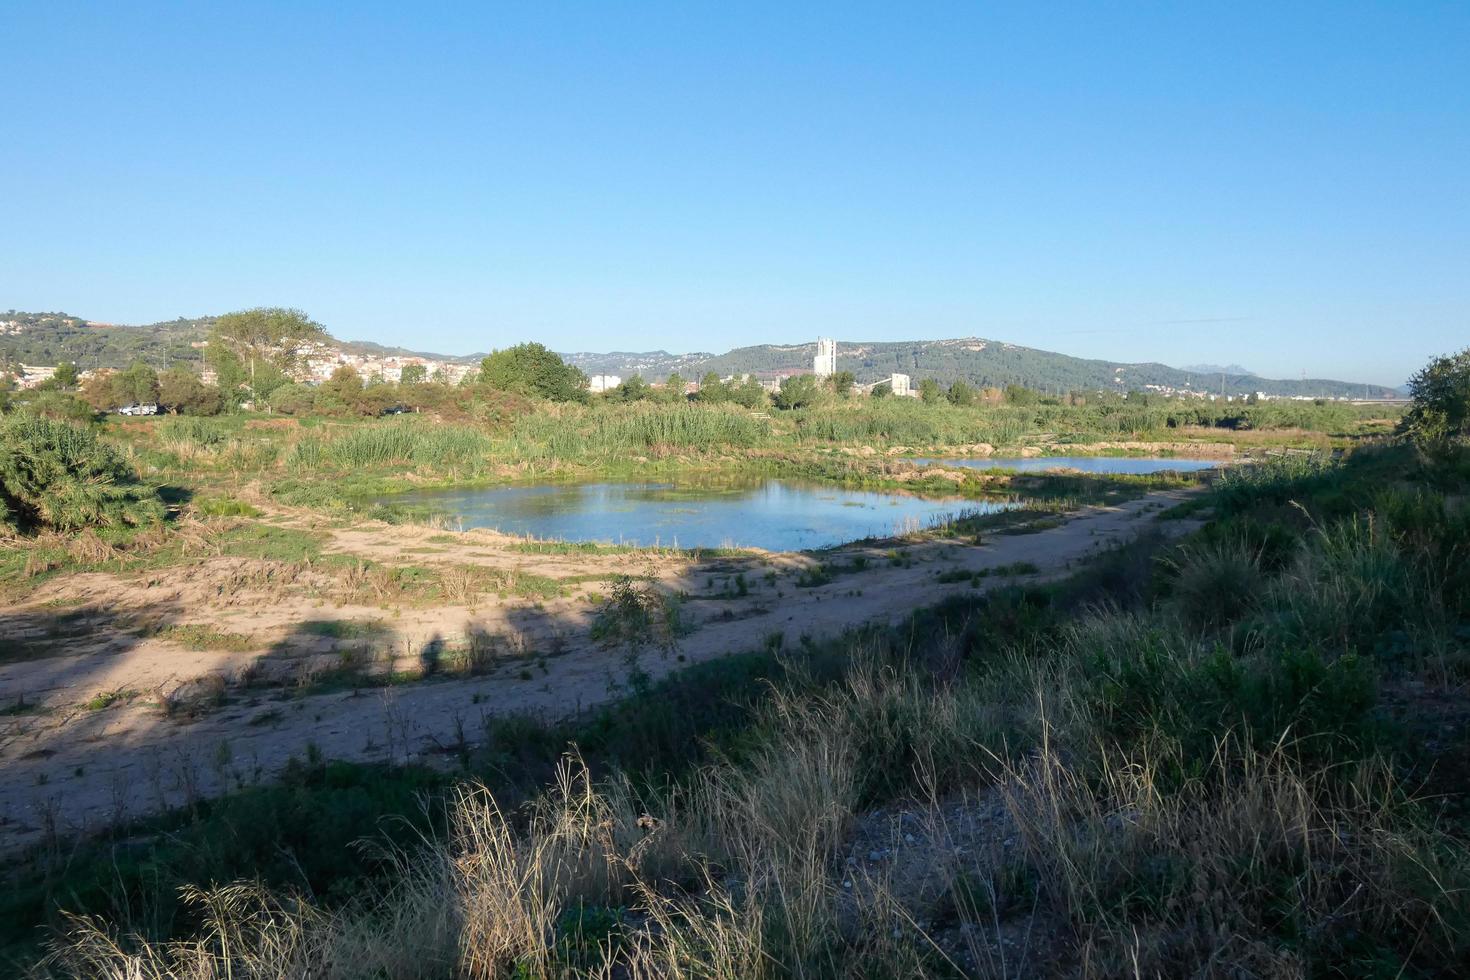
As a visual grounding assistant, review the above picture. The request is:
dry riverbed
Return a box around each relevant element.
[0,489,1200,854]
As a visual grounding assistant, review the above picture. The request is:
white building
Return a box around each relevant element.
[889,373,912,397]
[589,374,622,393]
[812,337,837,377]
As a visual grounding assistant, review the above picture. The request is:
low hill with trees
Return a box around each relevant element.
[3,310,1397,399]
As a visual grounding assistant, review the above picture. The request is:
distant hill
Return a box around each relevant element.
[0,311,213,370]
[566,338,1397,399]
[1181,363,1256,377]
[0,311,482,372]
[0,310,1397,398]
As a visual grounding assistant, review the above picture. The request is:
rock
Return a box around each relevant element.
[970,443,994,456]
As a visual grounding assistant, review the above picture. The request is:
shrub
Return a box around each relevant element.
[1400,346,1470,447]
[0,415,164,533]
[1166,536,1264,630]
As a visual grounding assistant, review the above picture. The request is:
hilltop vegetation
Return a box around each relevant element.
[0,312,210,371]
[569,337,1400,399]
[2,310,1396,399]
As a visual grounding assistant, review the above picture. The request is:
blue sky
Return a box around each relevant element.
[2,3,1465,385]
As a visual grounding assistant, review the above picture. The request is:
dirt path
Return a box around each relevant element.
[0,490,1198,854]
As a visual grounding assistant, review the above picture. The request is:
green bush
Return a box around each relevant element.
[0,415,164,533]
[1166,536,1265,630]
[1399,346,1470,447]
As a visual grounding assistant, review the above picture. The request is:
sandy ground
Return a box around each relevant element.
[0,489,1199,855]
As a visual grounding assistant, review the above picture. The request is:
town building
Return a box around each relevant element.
[812,337,837,377]
[588,374,622,393]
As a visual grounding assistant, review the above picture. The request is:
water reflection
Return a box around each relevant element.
[385,478,1013,552]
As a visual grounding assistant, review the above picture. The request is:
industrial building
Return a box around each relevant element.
[812,337,836,377]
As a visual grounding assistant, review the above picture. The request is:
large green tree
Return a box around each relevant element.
[479,343,587,402]
[696,372,729,403]
[158,367,224,415]
[207,308,327,403]
[946,379,975,406]
[772,374,823,410]
[1401,347,1470,446]
[116,361,160,405]
[827,370,855,399]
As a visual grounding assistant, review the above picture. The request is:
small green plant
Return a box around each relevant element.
[194,496,261,518]
[83,689,131,711]
[590,576,684,656]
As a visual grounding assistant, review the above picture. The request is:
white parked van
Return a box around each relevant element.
[117,403,159,416]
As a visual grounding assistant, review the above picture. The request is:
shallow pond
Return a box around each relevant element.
[918,455,1219,475]
[385,480,1014,552]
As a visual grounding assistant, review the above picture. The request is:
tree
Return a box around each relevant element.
[116,362,161,405]
[267,383,316,416]
[870,381,891,399]
[827,370,855,399]
[918,378,944,404]
[53,362,79,388]
[207,307,327,403]
[399,363,427,385]
[79,370,123,411]
[729,376,768,409]
[663,372,688,403]
[612,375,652,402]
[946,379,975,407]
[159,367,224,415]
[772,374,822,410]
[318,365,366,415]
[696,372,729,403]
[1003,384,1040,406]
[1400,347,1470,446]
[479,343,587,403]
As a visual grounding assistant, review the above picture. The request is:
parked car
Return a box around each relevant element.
[117,403,159,416]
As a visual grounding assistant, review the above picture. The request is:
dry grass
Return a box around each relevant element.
[43,653,1466,978]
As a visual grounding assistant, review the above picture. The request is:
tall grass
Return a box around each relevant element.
[285,421,495,471]
[510,405,768,458]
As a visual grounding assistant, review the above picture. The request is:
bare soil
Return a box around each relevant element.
[0,489,1200,854]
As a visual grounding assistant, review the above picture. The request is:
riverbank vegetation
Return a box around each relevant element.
[3,343,1462,976]
[7,436,1466,977]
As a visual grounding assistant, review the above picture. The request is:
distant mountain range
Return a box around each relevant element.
[1180,363,1256,377]
[564,340,1397,399]
[0,310,1400,399]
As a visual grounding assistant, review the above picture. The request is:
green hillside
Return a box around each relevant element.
[1,310,1397,398]
[568,338,1399,399]
[0,311,211,370]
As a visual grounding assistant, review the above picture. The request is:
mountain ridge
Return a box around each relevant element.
[0,310,1399,398]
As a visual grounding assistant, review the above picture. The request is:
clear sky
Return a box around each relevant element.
[3,3,1465,385]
